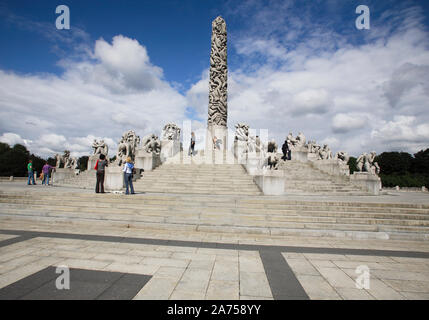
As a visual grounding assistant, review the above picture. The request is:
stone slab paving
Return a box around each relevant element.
[1,226,429,300]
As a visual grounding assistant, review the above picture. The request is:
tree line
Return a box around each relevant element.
[0,142,88,177]
[348,148,429,188]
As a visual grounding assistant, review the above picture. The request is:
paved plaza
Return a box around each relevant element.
[0,182,429,300]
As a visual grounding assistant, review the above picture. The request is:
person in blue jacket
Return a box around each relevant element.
[123,157,135,195]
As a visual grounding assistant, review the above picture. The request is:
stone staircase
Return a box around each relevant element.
[134,162,262,195]
[280,161,369,195]
[0,191,428,241]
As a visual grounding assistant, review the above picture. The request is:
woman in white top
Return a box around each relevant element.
[123,157,135,195]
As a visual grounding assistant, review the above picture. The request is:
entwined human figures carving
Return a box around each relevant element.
[92,139,108,156]
[55,150,78,169]
[356,151,380,175]
[116,130,140,166]
[208,16,227,127]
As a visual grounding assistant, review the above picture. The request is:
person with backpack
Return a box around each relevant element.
[123,157,135,195]
[94,154,108,193]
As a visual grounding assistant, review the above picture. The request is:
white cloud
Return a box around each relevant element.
[332,113,368,133]
[0,132,30,147]
[0,36,188,158]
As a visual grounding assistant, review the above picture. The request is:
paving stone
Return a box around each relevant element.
[211,260,239,281]
[284,256,319,276]
[133,277,179,300]
[399,291,429,300]
[371,269,429,281]
[239,272,272,298]
[140,257,189,268]
[304,253,349,261]
[345,255,396,263]
[296,275,341,300]
[56,258,111,271]
[93,253,143,264]
[188,259,215,270]
[153,266,186,279]
[309,260,336,268]
[103,262,159,275]
[171,252,216,261]
[336,288,375,300]
[316,267,357,288]
[0,257,61,289]
[383,279,429,293]
[170,290,206,300]
[0,255,42,275]
[239,255,265,273]
[174,268,212,293]
[365,279,405,300]
[240,295,273,300]
[205,280,239,300]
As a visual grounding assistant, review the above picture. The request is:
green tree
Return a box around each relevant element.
[376,152,413,175]
[78,156,88,171]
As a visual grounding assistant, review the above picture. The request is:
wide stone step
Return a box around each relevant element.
[1,208,428,241]
[2,203,429,228]
[2,192,429,211]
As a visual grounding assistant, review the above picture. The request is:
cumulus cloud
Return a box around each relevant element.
[332,113,368,133]
[203,0,429,156]
[0,35,188,158]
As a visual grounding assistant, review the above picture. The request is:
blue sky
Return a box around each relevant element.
[1,0,429,157]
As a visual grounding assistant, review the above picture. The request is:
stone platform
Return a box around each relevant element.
[0,182,429,300]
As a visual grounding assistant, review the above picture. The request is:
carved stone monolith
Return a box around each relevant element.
[206,16,228,154]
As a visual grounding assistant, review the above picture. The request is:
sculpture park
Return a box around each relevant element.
[0,2,429,303]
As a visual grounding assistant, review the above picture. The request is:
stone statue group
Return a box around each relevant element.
[55,123,182,170]
[55,150,78,169]
[233,123,380,175]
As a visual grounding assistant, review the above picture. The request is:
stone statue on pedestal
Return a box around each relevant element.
[335,151,350,164]
[116,130,140,166]
[92,139,108,156]
[141,134,161,155]
[357,151,380,175]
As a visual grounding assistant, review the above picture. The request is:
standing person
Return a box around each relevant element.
[42,162,54,186]
[94,154,108,193]
[281,139,290,161]
[123,157,135,195]
[27,160,36,185]
[189,132,196,156]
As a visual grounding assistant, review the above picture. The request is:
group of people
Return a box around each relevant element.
[26,160,55,186]
[94,154,135,195]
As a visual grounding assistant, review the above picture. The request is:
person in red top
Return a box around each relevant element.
[95,154,108,193]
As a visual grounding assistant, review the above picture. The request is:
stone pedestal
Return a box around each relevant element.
[135,149,161,171]
[52,168,75,184]
[160,140,180,163]
[252,169,285,195]
[245,154,264,175]
[311,159,350,177]
[290,146,308,162]
[233,140,248,164]
[350,172,382,195]
[206,125,228,154]
[105,166,124,191]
